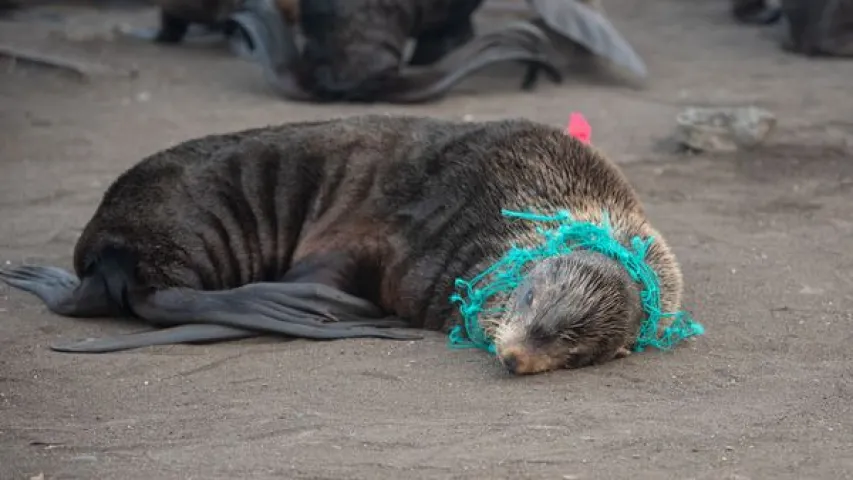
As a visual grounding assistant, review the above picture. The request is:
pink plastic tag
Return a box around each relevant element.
[565,112,592,144]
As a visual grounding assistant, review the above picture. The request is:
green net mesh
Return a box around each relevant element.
[447,209,705,356]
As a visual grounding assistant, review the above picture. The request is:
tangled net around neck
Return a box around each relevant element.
[447,209,705,356]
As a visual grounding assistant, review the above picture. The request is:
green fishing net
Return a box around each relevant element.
[447,209,704,355]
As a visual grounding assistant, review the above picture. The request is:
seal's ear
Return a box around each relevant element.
[525,0,648,78]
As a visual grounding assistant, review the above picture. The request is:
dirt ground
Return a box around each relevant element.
[1,1,852,479]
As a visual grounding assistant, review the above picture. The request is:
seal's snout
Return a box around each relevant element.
[501,352,520,374]
[497,346,556,376]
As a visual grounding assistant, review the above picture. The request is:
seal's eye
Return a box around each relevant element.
[524,288,535,306]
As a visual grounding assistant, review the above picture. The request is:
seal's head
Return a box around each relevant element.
[297,0,406,101]
[493,250,644,375]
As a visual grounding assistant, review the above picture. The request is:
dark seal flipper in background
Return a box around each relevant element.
[384,22,563,104]
[227,0,312,100]
[526,0,648,79]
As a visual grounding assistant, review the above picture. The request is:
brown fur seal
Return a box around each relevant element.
[228,0,563,103]
[731,0,853,56]
[0,115,684,375]
[780,0,853,56]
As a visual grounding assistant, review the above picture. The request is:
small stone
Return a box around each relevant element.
[136,91,151,102]
[675,106,776,153]
[725,445,735,451]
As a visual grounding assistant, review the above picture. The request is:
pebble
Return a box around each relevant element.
[675,106,776,152]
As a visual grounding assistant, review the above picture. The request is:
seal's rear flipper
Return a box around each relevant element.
[128,281,422,340]
[49,282,420,353]
[50,324,259,353]
[387,21,563,104]
[0,265,119,318]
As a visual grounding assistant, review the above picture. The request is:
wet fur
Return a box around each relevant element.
[1,115,683,371]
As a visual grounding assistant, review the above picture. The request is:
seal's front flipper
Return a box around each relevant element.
[0,265,116,318]
[50,324,259,353]
[129,281,422,341]
[527,0,648,78]
[387,21,563,103]
[228,0,309,99]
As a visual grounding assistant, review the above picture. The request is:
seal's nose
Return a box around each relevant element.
[502,353,520,374]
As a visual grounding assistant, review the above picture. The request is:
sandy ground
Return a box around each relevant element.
[1,1,853,479]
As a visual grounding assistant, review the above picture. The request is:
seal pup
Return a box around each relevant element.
[779,0,853,56]
[0,115,684,375]
[229,0,563,103]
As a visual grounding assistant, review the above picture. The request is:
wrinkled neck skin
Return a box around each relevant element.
[487,249,645,375]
